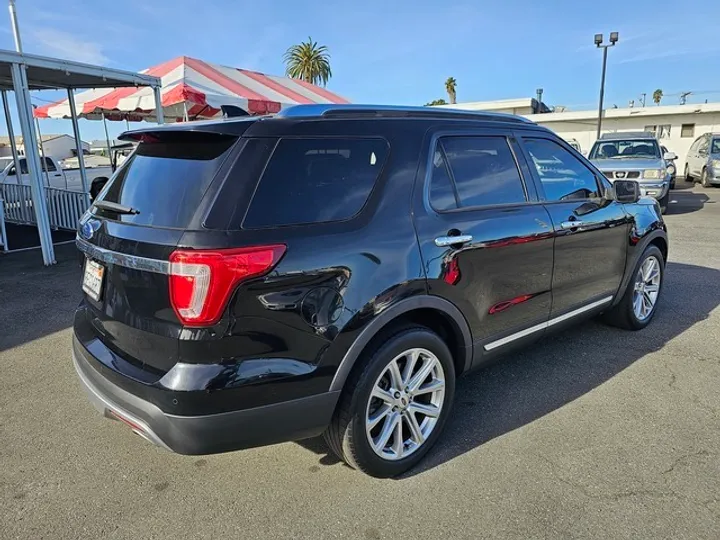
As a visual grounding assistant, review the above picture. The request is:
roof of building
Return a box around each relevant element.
[436,97,551,113]
[0,134,85,146]
[524,102,720,123]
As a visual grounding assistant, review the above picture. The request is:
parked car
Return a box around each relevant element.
[661,145,677,189]
[567,138,582,154]
[588,132,675,213]
[72,104,668,477]
[0,155,112,193]
[684,132,720,187]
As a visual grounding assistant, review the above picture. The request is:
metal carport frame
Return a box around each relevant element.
[0,49,162,265]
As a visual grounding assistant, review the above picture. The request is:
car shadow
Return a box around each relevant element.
[0,243,80,352]
[666,189,713,215]
[297,261,720,477]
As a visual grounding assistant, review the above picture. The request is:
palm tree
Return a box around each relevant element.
[283,37,332,86]
[653,89,663,105]
[445,77,457,104]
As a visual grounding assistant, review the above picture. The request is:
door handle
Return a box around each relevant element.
[560,220,585,230]
[435,234,473,247]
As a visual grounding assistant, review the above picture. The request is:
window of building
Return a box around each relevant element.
[681,124,695,138]
[644,125,671,139]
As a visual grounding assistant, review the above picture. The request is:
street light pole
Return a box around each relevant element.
[595,32,619,139]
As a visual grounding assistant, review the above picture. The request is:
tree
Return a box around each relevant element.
[653,89,663,105]
[283,37,332,86]
[445,77,457,104]
[424,99,447,106]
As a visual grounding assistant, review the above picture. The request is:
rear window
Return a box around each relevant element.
[242,137,388,228]
[95,134,235,228]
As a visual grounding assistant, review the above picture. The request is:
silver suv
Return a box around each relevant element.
[589,132,674,213]
[685,133,720,188]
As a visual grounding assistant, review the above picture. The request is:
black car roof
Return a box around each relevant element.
[119,104,547,140]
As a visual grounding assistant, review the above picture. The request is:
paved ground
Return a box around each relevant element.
[1,181,719,539]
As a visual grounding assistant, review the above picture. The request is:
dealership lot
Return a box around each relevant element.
[1,181,719,540]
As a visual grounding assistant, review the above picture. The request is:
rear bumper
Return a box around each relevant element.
[72,336,340,455]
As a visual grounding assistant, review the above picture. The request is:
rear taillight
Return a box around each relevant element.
[168,245,286,326]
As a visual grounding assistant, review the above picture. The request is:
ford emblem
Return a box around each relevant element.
[80,219,101,240]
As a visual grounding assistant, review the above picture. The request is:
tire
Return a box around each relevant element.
[701,168,711,188]
[685,164,694,182]
[670,177,675,190]
[658,191,669,214]
[324,326,456,477]
[603,245,664,330]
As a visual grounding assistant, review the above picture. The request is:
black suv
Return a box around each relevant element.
[73,105,668,477]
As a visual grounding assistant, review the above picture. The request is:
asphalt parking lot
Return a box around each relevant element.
[1,180,719,539]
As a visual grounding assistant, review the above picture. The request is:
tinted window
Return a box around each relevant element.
[589,139,660,159]
[429,148,458,211]
[524,138,600,201]
[243,138,388,228]
[712,139,720,154]
[699,138,710,154]
[440,136,526,208]
[96,134,235,228]
[43,157,57,172]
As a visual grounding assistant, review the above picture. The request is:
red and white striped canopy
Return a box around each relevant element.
[33,56,349,122]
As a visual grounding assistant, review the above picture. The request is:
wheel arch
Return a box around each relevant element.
[613,229,668,307]
[329,296,473,393]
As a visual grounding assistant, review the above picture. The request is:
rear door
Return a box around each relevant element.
[75,131,240,375]
[696,136,710,175]
[517,134,629,318]
[413,128,555,361]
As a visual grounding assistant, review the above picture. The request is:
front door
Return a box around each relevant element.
[413,130,555,361]
[518,135,630,317]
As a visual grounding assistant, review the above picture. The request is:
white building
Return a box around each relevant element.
[446,98,720,174]
[0,134,90,160]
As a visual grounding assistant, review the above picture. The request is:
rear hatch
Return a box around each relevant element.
[76,129,242,377]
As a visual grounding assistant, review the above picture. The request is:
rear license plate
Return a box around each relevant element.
[82,259,105,301]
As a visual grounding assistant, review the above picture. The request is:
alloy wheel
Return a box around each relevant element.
[365,348,446,461]
[633,255,661,321]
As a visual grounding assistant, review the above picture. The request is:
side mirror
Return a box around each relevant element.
[613,180,640,203]
[663,151,677,161]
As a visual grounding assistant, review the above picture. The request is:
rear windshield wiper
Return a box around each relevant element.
[93,200,140,215]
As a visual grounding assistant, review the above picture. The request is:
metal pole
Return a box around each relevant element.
[67,88,89,204]
[153,86,164,124]
[33,108,50,188]
[102,112,114,173]
[596,46,608,139]
[12,62,54,265]
[8,0,22,53]
[125,117,130,131]
[2,90,22,187]
[183,101,188,122]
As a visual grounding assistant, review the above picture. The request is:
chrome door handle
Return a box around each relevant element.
[560,221,585,230]
[434,235,473,247]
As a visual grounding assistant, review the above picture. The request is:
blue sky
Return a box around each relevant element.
[0,0,719,141]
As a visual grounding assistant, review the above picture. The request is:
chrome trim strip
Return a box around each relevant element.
[76,237,170,274]
[484,296,613,351]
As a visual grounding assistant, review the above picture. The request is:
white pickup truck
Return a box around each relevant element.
[0,156,112,192]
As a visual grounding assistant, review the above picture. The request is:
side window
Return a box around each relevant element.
[690,138,700,152]
[699,138,710,155]
[243,138,388,228]
[437,136,526,208]
[43,157,57,172]
[429,148,458,211]
[523,138,601,201]
[19,159,28,175]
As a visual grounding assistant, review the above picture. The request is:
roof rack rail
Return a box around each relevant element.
[276,104,534,123]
